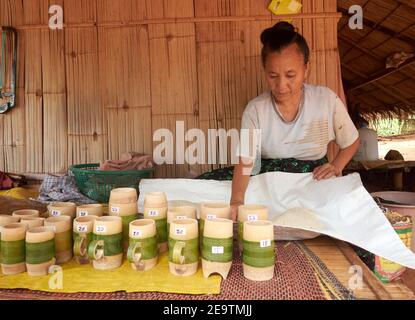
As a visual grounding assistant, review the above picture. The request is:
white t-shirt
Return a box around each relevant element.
[238,84,359,161]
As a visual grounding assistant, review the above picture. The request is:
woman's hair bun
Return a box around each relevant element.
[260,21,296,45]
[273,21,295,32]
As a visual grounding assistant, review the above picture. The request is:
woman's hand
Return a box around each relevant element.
[313,163,341,181]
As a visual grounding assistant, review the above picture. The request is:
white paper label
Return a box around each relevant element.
[51,210,61,217]
[111,207,120,214]
[260,239,272,248]
[176,215,186,220]
[148,210,159,217]
[77,225,87,233]
[96,225,107,233]
[247,214,258,221]
[132,230,142,237]
[206,214,217,220]
[78,211,88,217]
[212,246,224,254]
[174,228,186,236]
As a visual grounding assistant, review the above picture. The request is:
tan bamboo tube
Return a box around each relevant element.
[25,226,56,276]
[12,209,40,220]
[243,220,275,282]
[168,218,199,276]
[47,202,76,219]
[44,216,73,264]
[128,219,158,271]
[0,215,20,226]
[20,217,45,229]
[144,192,168,253]
[76,204,104,217]
[109,188,138,204]
[202,218,233,279]
[238,205,269,251]
[1,223,27,275]
[89,216,123,270]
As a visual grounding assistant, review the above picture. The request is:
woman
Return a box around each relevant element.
[198,22,360,220]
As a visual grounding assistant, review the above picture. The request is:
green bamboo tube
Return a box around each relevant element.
[127,219,158,271]
[45,216,73,264]
[201,218,233,279]
[25,226,55,276]
[73,216,97,264]
[242,220,275,281]
[88,216,123,270]
[1,223,27,275]
[168,218,199,276]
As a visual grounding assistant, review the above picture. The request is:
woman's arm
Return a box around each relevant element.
[313,137,360,180]
[230,157,254,220]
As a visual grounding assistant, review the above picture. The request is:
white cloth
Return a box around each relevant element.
[239,84,359,160]
[138,172,415,269]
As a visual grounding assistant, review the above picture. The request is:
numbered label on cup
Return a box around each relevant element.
[260,239,272,248]
[111,207,120,214]
[77,225,88,233]
[212,246,224,254]
[96,225,107,233]
[51,210,61,217]
[174,228,186,236]
[176,215,186,220]
[132,230,142,237]
[247,214,258,221]
[206,214,217,220]
[148,210,159,217]
[78,211,88,217]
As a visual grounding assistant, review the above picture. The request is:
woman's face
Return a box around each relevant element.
[264,43,309,103]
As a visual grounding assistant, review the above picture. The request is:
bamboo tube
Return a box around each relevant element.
[44,216,73,264]
[238,205,269,251]
[243,220,275,281]
[20,217,45,229]
[76,204,104,217]
[0,215,20,226]
[73,216,97,264]
[202,218,233,279]
[109,188,138,204]
[128,219,158,271]
[12,209,40,220]
[25,226,56,276]
[89,216,123,270]
[144,192,168,253]
[47,202,76,219]
[1,223,27,275]
[168,218,199,276]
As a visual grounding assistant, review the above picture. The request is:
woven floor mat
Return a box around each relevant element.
[0,241,355,300]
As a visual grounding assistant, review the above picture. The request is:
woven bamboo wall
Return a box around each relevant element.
[0,0,343,178]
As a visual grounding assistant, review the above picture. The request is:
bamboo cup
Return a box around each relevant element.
[88,216,123,270]
[1,223,27,275]
[44,216,73,264]
[168,218,199,276]
[20,217,45,229]
[167,206,197,232]
[25,226,56,276]
[127,219,158,271]
[73,216,98,264]
[238,205,269,251]
[12,209,40,220]
[242,220,275,281]
[202,218,233,279]
[144,192,168,253]
[200,202,231,249]
[0,215,20,226]
[109,188,138,204]
[76,204,103,218]
[47,202,76,219]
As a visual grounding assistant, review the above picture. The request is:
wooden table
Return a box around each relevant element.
[305,236,415,300]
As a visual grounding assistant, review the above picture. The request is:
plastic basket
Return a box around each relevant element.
[69,163,154,203]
